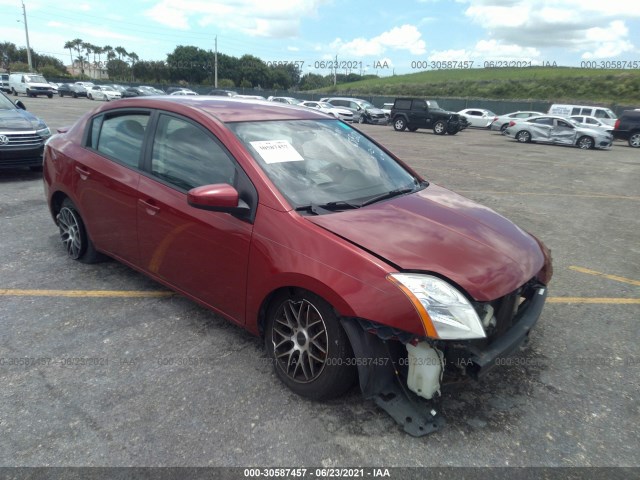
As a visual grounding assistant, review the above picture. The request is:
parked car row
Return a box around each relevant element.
[387,99,637,150]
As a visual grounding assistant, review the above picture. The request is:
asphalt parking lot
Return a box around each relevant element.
[1,95,638,469]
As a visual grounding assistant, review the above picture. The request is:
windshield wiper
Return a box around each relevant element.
[295,200,360,215]
[358,187,416,207]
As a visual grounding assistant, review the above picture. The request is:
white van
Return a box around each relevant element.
[8,72,54,98]
[548,104,617,126]
[0,73,9,93]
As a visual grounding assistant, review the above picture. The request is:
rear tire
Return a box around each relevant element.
[393,117,407,131]
[628,132,640,148]
[57,198,105,264]
[516,130,531,143]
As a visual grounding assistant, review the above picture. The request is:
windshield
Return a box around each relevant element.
[25,75,47,83]
[0,92,17,110]
[229,119,421,210]
[359,101,374,109]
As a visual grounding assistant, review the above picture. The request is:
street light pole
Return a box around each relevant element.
[22,1,33,71]
[214,36,218,88]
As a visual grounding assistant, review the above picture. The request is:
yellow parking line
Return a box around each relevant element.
[0,289,638,305]
[0,289,174,298]
[547,297,640,304]
[569,266,640,287]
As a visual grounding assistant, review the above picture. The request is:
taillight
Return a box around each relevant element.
[614,119,620,130]
[509,121,516,127]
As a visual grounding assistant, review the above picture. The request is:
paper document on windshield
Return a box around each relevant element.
[250,140,304,164]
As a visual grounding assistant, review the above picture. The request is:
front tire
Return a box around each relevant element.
[628,132,640,148]
[516,130,531,143]
[577,136,594,149]
[358,115,366,124]
[433,120,447,135]
[393,117,407,131]
[57,198,104,263]
[265,290,357,400]
[500,123,509,133]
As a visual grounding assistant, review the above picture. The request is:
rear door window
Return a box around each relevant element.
[90,113,150,169]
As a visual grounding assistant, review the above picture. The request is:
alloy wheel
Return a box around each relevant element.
[58,207,83,259]
[271,299,329,383]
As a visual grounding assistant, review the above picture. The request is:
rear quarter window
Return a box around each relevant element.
[394,99,412,110]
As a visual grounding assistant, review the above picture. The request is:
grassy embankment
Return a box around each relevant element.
[320,67,640,105]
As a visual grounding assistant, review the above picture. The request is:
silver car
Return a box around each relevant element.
[504,115,613,150]
[490,111,544,133]
[569,115,613,133]
[298,101,353,122]
[457,108,496,128]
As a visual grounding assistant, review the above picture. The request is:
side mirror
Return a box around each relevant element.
[15,100,26,110]
[187,184,249,213]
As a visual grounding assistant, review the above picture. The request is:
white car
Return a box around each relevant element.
[267,96,301,104]
[490,111,545,133]
[569,115,613,133]
[504,115,613,150]
[235,94,266,100]
[298,101,354,122]
[169,89,198,96]
[88,85,122,101]
[74,81,95,90]
[458,108,496,128]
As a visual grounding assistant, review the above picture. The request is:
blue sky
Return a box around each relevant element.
[1,0,639,76]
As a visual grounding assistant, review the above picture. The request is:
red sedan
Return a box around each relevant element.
[43,97,552,436]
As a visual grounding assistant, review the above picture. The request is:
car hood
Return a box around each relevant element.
[365,107,385,114]
[308,184,544,301]
[0,108,40,131]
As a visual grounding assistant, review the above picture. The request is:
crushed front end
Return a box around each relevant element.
[341,275,549,437]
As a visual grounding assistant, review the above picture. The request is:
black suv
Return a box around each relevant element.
[612,110,640,148]
[390,98,461,135]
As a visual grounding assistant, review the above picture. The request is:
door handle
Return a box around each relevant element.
[139,199,160,216]
[75,166,90,180]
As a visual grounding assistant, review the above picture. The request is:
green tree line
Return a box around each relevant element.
[1,39,376,90]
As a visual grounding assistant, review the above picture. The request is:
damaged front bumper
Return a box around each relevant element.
[341,285,548,436]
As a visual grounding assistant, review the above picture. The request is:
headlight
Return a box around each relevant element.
[36,127,51,138]
[388,273,486,340]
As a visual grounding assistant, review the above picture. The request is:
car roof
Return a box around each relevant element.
[90,96,327,123]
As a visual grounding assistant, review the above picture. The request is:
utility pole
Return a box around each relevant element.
[214,36,218,88]
[21,1,33,71]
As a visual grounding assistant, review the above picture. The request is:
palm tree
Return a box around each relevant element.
[71,38,84,75]
[94,46,103,68]
[103,45,114,66]
[82,42,92,66]
[114,46,128,61]
[128,51,139,81]
[63,40,75,71]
